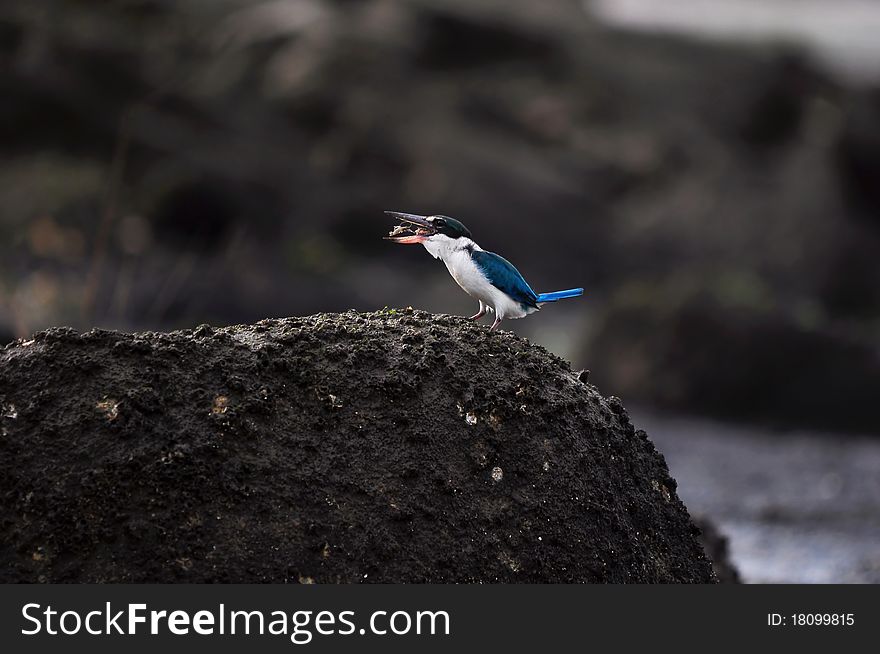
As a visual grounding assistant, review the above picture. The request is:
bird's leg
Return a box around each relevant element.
[469,301,487,321]
[489,316,503,331]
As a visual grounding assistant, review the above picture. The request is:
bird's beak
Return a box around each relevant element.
[383,211,436,244]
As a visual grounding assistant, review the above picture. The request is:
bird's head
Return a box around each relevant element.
[384,211,472,245]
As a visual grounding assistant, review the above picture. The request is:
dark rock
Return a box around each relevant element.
[588,296,880,433]
[415,9,566,72]
[739,54,830,149]
[836,90,880,219]
[0,311,715,583]
[693,517,741,584]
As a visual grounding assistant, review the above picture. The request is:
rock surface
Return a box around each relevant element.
[0,310,714,582]
[693,517,741,584]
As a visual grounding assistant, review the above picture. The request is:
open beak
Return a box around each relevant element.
[383,211,437,244]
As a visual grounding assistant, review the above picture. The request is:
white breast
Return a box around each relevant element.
[422,236,534,320]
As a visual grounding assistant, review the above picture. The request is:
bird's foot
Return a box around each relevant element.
[489,317,502,331]
[468,310,487,321]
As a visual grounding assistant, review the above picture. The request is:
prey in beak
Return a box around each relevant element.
[383,211,438,244]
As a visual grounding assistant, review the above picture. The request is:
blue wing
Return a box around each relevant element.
[471,250,539,309]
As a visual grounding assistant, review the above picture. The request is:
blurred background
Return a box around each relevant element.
[1,0,878,581]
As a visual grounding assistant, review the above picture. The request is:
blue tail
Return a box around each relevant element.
[536,288,584,303]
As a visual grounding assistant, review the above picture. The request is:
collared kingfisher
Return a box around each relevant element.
[384,211,583,331]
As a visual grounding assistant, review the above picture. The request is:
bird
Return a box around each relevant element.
[384,211,583,331]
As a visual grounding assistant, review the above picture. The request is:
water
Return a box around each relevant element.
[634,410,880,583]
